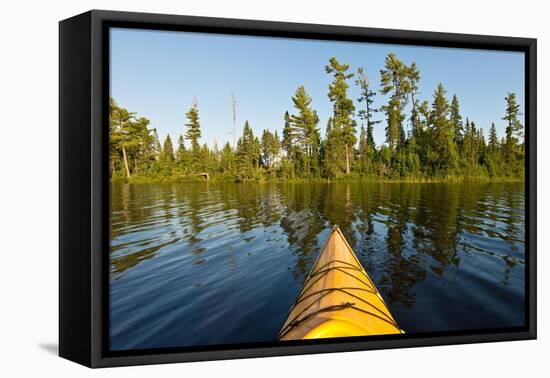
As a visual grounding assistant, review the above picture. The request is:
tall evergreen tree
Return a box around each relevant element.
[177,135,186,161]
[486,122,502,177]
[157,134,175,176]
[185,104,201,152]
[380,54,409,149]
[261,129,281,170]
[163,134,174,162]
[282,111,293,155]
[429,84,458,173]
[151,129,161,156]
[357,125,375,174]
[220,141,236,175]
[236,121,260,178]
[488,122,499,151]
[322,117,344,177]
[406,62,421,137]
[176,134,191,173]
[130,117,155,175]
[109,98,147,178]
[502,92,523,166]
[289,86,320,176]
[450,94,463,145]
[325,57,356,174]
[356,67,380,142]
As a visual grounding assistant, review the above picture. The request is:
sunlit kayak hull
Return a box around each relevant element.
[279,225,403,340]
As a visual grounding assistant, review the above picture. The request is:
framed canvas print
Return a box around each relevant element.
[59,10,537,368]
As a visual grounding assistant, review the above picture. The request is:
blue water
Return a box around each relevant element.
[109,182,525,350]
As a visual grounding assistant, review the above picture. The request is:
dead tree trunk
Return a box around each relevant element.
[121,144,131,178]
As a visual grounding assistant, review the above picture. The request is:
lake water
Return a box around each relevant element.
[109,182,525,351]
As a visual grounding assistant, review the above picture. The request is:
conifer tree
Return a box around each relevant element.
[406,62,421,138]
[356,67,380,140]
[289,86,320,176]
[176,134,191,173]
[151,129,161,156]
[380,54,410,149]
[262,130,278,169]
[177,135,186,161]
[502,92,523,166]
[450,94,463,145]
[185,104,201,152]
[488,122,499,151]
[220,141,236,175]
[429,84,458,173]
[325,57,356,174]
[322,117,343,177]
[486,122,502,176]
[109,98,144,178]
[236,121,259,178]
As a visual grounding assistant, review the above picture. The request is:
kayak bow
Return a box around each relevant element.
[279,225,403,340]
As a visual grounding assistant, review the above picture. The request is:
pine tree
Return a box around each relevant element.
[272,130,282,173]
[185,104,201,152]
[450,94,463,145]
[488,122,499,151]
[289,86,320,176]
[325,57,356,174]
[157,134,175,176]
[429,84,458,173]
[322,117,343,178]
[163,134,174,162]
[220,141,236,175]
[151,129,161,156]
[261,129,274,169]
[177,135,186,162]
[486,122,502,177]
[356,67,380,142]
[110,98,133,177]
[236,121,259,179]
[406,62,421,137]
[131,117,154,175]
[380,54,409,149]
[502,92,523,167]
[281,111,296,177]
[357,125,375,174]
[176,134,191,174]
[282,111,293,155]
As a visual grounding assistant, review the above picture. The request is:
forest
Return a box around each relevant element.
[109,53,525,182]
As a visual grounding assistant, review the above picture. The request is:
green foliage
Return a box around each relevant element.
[185,104,201,152]
[380,53,409,149]
[502,92,524,176]
[261,129,281,175]
[450,94,463,145]
[158,134,175,176]
[287,86,321,177]
[325,57,356,175]
[236,121,261,180]
[429,84,458,174]
[109,54,525,183]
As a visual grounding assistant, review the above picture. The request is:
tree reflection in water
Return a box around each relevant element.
[109,181,525,348]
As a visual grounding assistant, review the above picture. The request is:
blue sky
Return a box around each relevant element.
[110,28,525,149]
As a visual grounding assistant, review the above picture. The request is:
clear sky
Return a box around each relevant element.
[110,27,525,149]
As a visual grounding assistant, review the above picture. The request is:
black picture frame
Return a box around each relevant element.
[59,9,537,368]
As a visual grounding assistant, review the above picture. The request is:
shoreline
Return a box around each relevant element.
[110,176,525,185]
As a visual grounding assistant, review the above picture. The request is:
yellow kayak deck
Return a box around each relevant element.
[279,225,403,340]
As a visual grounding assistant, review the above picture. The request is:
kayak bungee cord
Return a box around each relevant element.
[278,225,404,340]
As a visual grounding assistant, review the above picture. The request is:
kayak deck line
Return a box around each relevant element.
[278,225,404,340]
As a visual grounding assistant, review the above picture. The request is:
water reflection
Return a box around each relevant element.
[110,182,525,350]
